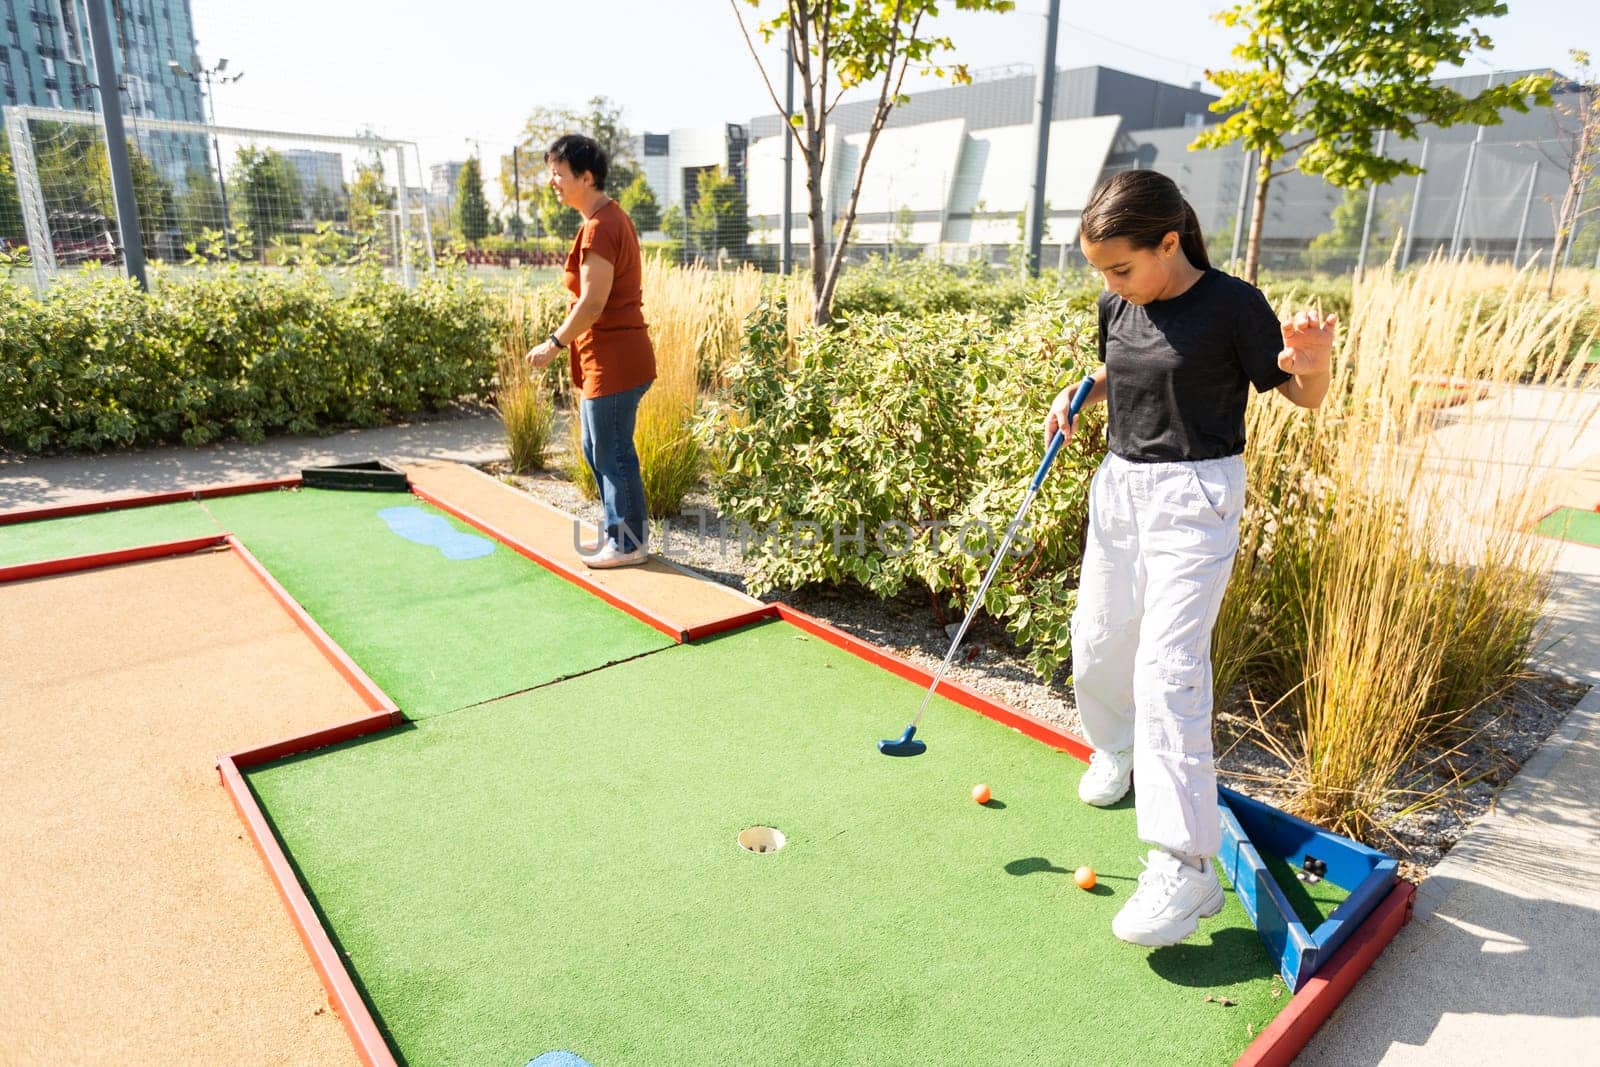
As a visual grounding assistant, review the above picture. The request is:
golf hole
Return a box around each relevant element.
[738,826,786,854]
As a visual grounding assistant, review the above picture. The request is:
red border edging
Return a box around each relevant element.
[0,533,228,584]
[218,753,399,1067]
[0,476,300,526]
[1234,881,1417,1066]
[773,602,1094,761]
[409,483,690,643]
[224,535,397,714]
[682,604,781,641]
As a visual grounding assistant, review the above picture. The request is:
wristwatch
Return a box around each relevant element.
[549,333,566,350]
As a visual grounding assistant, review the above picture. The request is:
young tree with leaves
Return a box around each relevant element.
[1544,50,1599,295]
[456,156,490,245]
[348,156,395,234]
[690,166,750,260]
[231,145,303,252]
[0,127,23,247]
[619,172,663,233]
[734,0,1014,324]
[1195,0,1551,284]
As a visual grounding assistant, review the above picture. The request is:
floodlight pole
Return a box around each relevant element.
[512,145,524,241]
[1023,0,1061,278]
[85,0,146,289]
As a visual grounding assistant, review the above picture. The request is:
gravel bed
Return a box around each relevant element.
[484,458,1590,883]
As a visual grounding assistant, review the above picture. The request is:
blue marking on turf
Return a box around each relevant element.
[377,506,495,560]
[525,1053,595,1067]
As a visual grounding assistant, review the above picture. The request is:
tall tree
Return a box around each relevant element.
[1543,50,1599,295]
[456,156,490,245]
[0,126,25,247]
[1194,0,1551,284]
[619,172,663,232]
[230,145,303,252]
[733,0,1014,324]
[690,166,750,259]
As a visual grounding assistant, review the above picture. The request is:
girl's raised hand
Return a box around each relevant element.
[1278,311,1338,377]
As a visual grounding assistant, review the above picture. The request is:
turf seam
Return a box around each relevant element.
[421,642,683,721]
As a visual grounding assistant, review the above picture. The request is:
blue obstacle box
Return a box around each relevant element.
[1218,787,1400,993]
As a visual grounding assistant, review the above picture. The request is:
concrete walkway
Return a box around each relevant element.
[1299,385,1600,1063]
[3,396,1598,1063]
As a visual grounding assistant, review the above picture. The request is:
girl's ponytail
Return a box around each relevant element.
[1180,201,1211,270]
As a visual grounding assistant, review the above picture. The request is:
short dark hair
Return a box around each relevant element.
[1080,170,1211,270]
[546,134,609,192]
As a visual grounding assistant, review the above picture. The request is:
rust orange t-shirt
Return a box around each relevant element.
[563,200,656,399]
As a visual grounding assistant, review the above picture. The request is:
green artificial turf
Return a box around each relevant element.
[1535,506,1600,547]
[204,488,673,717]
[249,619,1306,1066]
[0,501,220,567]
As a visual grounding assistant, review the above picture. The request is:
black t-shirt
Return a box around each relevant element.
[1097,268,1290,462]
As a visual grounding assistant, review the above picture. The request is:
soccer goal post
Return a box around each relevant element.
[2,104,436,289]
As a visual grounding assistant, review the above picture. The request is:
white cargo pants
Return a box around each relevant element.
[1070,452,1247,859]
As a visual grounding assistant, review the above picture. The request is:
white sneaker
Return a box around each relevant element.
[579,540,649,569]
[1111,849,1225,947]
[1077,748,1134,806]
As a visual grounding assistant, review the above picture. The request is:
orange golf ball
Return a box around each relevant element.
[971,783,992,805]
[1074,866,1097,890]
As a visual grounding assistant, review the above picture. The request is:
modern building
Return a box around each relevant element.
[283,148,346,219]
[739,63,1592,272]
[2,0,209,183]
[430,160,464,207]
[631,123,749,226]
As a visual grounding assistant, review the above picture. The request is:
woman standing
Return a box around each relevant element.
[1045,170,1335,948]
[526,134,656,569]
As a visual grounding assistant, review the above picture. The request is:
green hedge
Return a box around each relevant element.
[698,297,1102,677]
[0,266,497,453]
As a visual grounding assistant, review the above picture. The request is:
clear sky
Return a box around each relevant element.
[185,0,1596,188]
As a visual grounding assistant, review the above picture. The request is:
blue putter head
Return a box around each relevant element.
[878,725,927,757]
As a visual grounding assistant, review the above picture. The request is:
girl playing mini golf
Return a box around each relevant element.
[1045,170,1335,948]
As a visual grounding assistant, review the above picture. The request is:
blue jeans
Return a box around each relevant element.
[578,381,651,552]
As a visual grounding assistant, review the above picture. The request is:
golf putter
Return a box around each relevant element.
[879,376,1096,757]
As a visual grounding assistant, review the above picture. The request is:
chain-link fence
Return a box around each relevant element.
[3,104,436,289]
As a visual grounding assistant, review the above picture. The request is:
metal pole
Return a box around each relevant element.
[201,70,233,257]
[1450,74,1494,259]
[1356,130,1386,279]
[85,0,147,289]
[781,39,794,275]
[1022,0,1061,278]
[1230,148,1253,270]
[1513,161,1537,266]
[512,145,523,241]
[412,144,436,272]
[1401,138,1429,270]
[1449,137,1478,257]
[394,146,412,287]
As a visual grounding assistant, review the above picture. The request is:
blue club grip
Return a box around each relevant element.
[1032,377,1096,491]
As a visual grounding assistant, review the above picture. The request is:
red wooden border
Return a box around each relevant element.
[772,603,1094,762]
[225,535,397,714]
[409,483,689,643]
[1235,881,1417,1066]
[218,754,398,1067]
[682,604,781,641]
[0,533,229,584]
[0,476,300,526]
